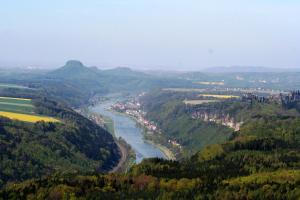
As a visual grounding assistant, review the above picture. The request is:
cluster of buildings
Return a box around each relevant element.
[111,100,158,132]
[112,100,141,111]
[168,139,182,149]
[112,98,183,150]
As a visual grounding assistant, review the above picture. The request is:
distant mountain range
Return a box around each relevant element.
[44,60,193,104]
[48,60,151,80]
[202,66,300,73]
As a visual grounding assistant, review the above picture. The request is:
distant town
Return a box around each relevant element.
[110,90,300,151]
[111,95,182,149]
[112,99,158,132]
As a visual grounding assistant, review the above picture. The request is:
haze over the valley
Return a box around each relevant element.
[1,0,300,70]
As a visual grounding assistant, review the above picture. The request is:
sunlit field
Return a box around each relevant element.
[196,81,225,86]
[0,96,31,101]
[183,99,219,105]
[0,96,34,114]
[0,96,59,123]
[199,94,240,99]
[163,88,206,92]
[0,83,30,89]
[0,111,60,123]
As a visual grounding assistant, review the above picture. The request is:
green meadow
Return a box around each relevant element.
[0,97,34,114]
[0,83,30,89]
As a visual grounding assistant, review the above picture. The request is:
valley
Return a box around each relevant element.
[0,61,300,199]
[2,1,300,198]
[91,101,167,163]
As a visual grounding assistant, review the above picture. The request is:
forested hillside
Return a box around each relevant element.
[140,91,233,157]
[0,97,120,188]
[2,99,300,199]
[140,90,300,156]
[45,60,194,107]
[1,64,300,199]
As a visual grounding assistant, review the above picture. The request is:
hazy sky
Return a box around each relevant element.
[0,0,299,70]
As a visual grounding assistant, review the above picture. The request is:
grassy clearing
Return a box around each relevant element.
[0,96,34,114]
[0,104,35,114]
[163,88,206,92]
[103,116,115,136]
[195,81,224,86]
[0,111,60,123]
[0,96,31,102]
[183,99,219,105]
[0,102,33,107]
[0,83,29,89]
[199,94,240,99]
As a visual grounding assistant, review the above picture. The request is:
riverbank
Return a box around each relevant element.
[91,101,168,163]
[110,139,136,173]
[110,141,127,173]
[108,112,136,173]
[95,113,136,173]
[144,139,176,160]
[76,106,136,173]
[109,108,177,160]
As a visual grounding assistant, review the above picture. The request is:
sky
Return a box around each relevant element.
[0,0,299,70]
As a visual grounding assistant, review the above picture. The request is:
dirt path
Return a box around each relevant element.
[110,141,128,173]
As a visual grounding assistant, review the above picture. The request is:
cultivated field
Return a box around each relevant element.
[163,88,206,92]
[0,97,34,114]
[183,99,219,105]
[0,96,31,101]
[0,96,59,123]
[195,81,225,86]
[199,94,240,99]
[0,111,60,123]
[0,83,30,89]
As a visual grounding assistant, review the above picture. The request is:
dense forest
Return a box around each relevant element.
[140,90,300,157]
[0,96,120,188]
[140,91,233,157]
[1,101,300,199]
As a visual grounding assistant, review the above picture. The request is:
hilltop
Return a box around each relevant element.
[47,60,100,80]
[0,87,121,188]
[0,100,120,188]
[41,60,194,106]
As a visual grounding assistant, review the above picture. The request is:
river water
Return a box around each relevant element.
[91,102,166,163]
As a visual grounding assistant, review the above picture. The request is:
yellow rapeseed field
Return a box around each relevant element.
[0,111,60,123]
[199,94,240,99]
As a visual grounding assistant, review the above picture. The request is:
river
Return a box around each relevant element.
[91,102,166,163]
